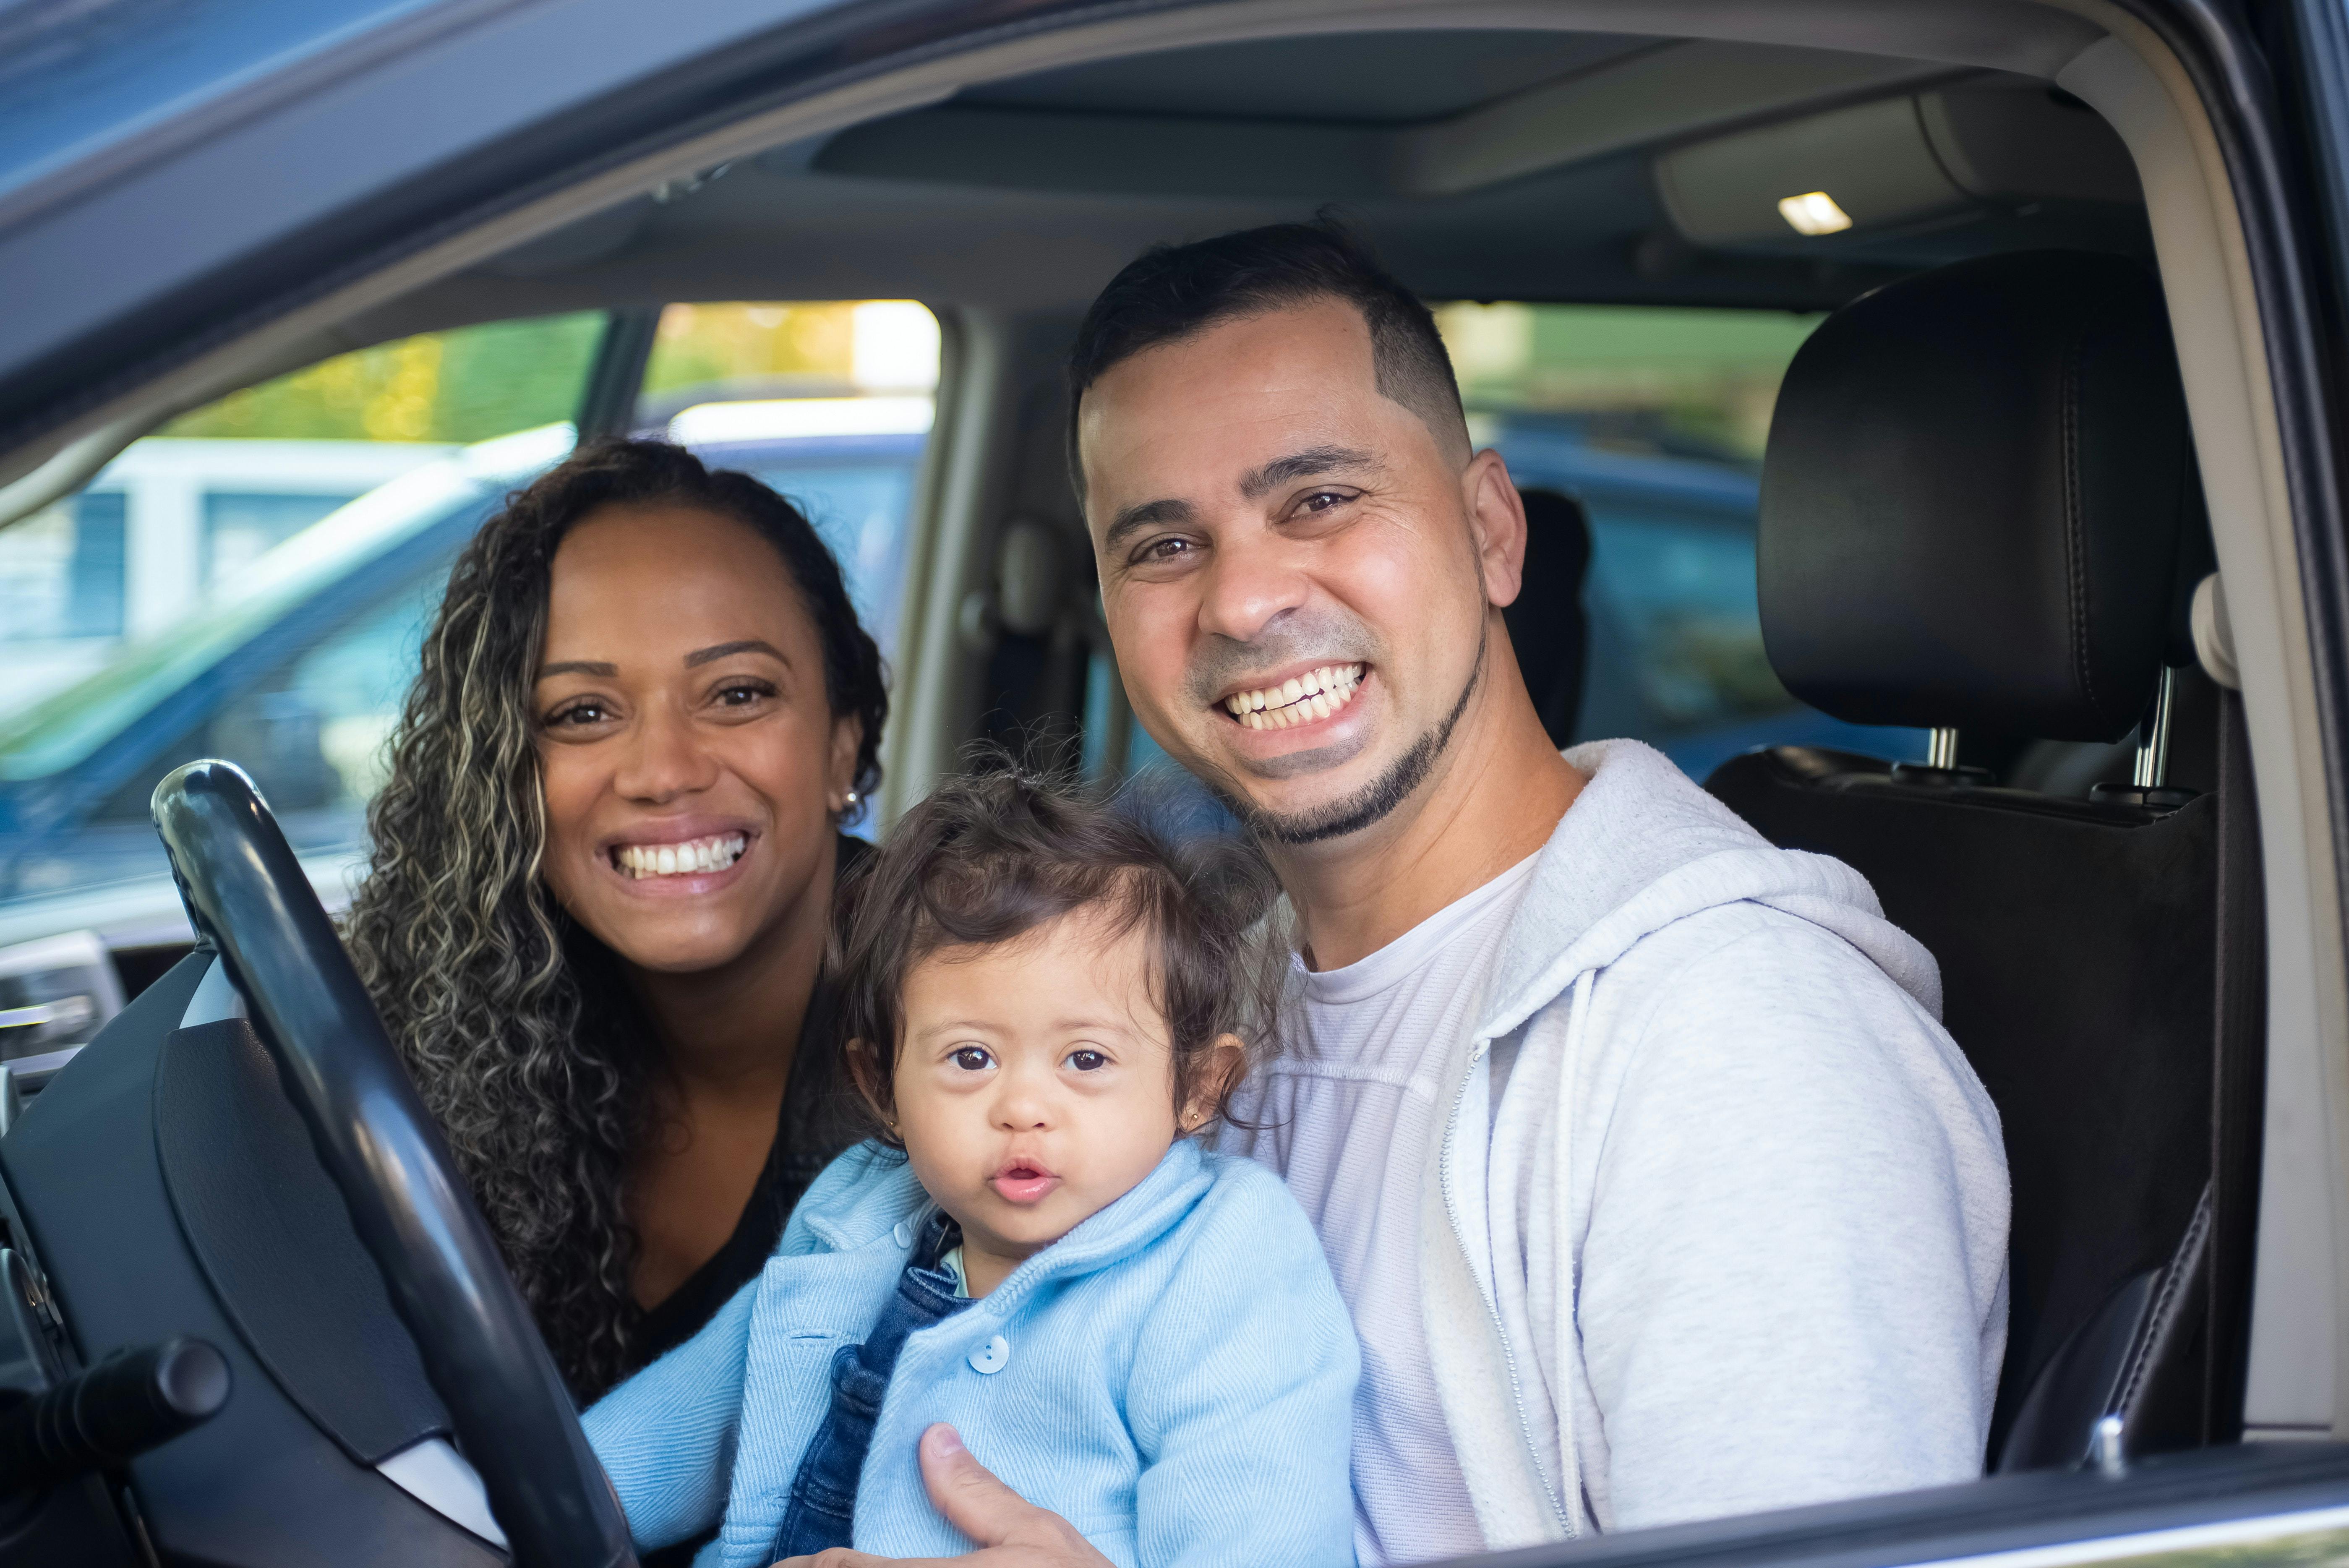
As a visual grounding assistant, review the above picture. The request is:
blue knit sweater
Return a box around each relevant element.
[583,1138,1359,1568]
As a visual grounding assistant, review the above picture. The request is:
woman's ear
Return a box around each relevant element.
[1180,1033,1248,1132]
[827,714,865,815]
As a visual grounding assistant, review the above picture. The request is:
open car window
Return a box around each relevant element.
[0,299,940,973]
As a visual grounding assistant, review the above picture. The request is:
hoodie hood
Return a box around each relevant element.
[1477,739,1942,1041]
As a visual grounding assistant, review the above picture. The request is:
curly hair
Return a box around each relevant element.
[344,437,887,1398]
[834,758,1287,1146]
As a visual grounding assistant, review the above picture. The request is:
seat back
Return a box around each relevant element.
[1708,252,2221,1469]
[1501,486,1593,749]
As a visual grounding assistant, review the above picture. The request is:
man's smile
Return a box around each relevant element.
[1219,662,1368,730]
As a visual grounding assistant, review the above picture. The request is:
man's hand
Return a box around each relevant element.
[771,1424,1113,1568]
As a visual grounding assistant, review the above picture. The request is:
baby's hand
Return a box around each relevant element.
[769,1425,1110,1568]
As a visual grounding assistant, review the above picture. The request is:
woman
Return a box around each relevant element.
[346,438,887,1402]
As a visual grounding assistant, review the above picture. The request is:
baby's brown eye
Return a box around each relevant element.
[951,1047,992,1072]
[1068,1049,1107,1072]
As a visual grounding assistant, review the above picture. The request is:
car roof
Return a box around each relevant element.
[0,3,2127,484]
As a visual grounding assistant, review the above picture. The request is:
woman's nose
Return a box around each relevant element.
[612,702,720,803]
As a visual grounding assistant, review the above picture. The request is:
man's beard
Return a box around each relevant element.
[1217,634,1485,847]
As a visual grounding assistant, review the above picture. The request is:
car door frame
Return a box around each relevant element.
[5,0,2349,1560]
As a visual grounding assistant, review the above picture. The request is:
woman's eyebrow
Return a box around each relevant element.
[537,659,616,679]
[685,639,787,668]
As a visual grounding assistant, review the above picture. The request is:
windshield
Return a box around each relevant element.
[0,0,446,211]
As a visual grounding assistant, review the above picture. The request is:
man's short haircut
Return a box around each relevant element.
[1065,219,1471,502]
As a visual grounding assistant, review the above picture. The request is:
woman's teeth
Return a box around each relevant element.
[615,833,747,879]
[1222,663,1366,731]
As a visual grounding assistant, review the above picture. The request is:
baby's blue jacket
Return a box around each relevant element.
[583,1137,1359,1568]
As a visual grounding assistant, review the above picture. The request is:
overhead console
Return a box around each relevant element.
[1656,80,2142,253]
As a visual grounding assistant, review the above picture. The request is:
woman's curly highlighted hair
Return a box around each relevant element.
[344,438,886,1398]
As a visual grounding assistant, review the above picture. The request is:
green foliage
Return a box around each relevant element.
[164,313,606,444]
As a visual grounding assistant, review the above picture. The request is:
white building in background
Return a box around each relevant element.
[0,439,454,718]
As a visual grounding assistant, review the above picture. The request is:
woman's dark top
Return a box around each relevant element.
[628,834,872,1371]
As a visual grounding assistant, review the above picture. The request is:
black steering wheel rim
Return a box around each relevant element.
[151,759,635,1568]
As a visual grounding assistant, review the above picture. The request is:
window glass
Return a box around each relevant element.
[0,313,598,724]
[0,300,940,918]
[0,316,600,915]
[1445,300,1924,780]
[642,299,940,663]
[0,0,440,209]
[639,299,940,421]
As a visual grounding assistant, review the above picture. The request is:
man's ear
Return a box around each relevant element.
[1182,1033,1249,1131]
[1462,449,1530,609]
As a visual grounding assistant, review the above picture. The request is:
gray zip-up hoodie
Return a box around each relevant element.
[1420,739,2010,1545]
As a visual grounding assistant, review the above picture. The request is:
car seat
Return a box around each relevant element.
[1704,251,2263,1471]
[1502,487,1594,749]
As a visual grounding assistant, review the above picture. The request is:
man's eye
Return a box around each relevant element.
[1135,536,1196,565]
[951,1047,993,1072]
[1067,1049,1107,1072]
[1296,489,1351,515]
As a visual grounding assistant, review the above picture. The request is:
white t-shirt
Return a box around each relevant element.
[1221,855,1540,1567]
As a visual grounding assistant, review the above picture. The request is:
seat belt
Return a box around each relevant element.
[2205,685,2267,1443]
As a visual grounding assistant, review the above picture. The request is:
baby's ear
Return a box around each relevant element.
[845,1038,889,1116]
[1182,1033,1248,1131]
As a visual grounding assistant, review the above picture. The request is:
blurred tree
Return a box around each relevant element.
[162,313,604,443]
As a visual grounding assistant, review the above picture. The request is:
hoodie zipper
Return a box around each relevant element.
[1441,1032,1574,1538]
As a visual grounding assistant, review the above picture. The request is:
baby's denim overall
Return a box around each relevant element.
[770,1208,971,1560]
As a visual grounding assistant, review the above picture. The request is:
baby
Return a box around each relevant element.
[584,767,1357,1568]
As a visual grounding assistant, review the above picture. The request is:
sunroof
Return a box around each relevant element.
[955,30,1667,126]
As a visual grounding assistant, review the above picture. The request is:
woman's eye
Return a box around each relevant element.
[546,701,609,728]
[1067,1049,1107,1072]
[950,1047,993,1072]
[711,680,776,710]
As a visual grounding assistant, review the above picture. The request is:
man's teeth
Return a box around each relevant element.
[1222,663,1366,731]
[616,833,748,879]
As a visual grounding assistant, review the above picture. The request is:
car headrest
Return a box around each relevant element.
[1759,250,2196,743]
[1503,486,1593,748]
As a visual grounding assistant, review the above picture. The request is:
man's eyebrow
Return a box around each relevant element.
[1239,445,1382,499]
[536,659,616,680]
[685,639,787,668]
[1103,496,1195,556]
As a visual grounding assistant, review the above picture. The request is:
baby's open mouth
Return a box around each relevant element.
[611,832,748,879]
[1219,662,1366,731]
[990,1159,1061,1204]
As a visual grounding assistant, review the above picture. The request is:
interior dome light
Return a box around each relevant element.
[1777,190,1854,235]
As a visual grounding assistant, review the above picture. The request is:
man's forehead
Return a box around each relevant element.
[1078,300,1392,514]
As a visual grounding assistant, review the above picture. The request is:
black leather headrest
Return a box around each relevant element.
[1759,251,2195,742]
[1503,487,1593,748]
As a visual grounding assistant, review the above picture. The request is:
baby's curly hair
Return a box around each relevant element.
[835,760,1287,1143]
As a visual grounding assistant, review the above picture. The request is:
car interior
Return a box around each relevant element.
[0,3,2337,1566]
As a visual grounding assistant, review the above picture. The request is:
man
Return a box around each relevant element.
[817,224,2009,1568]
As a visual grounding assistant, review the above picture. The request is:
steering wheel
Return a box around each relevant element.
[151,760,637,1568]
